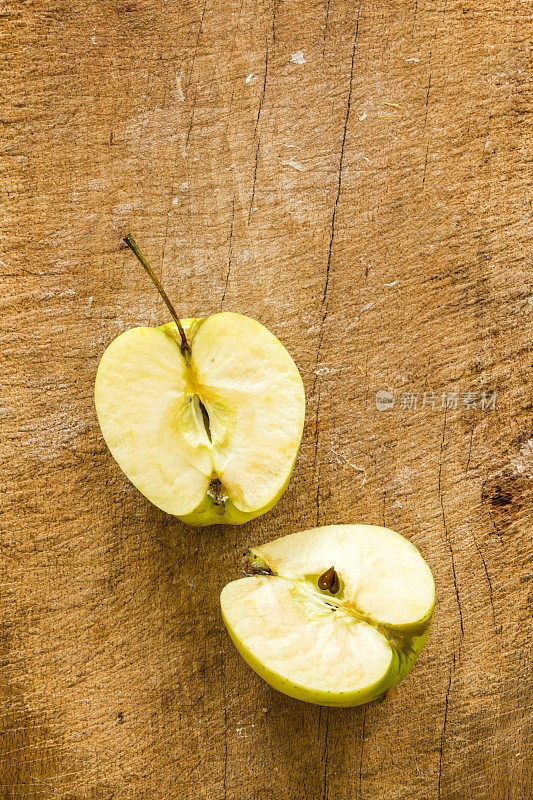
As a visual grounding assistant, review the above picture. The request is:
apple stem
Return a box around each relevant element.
[122,233,190,354]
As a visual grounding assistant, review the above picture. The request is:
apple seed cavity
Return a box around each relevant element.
[207,478,228,507]
[198,397,212,442]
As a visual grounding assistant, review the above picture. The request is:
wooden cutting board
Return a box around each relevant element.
[1,1,531,798]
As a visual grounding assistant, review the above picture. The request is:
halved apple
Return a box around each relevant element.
[95,236,305,526]
[221,524,435,706]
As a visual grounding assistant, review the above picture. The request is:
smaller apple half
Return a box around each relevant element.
[94,313,305,526]
[221,524,435,706]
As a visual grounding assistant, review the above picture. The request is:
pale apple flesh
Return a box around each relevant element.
[220,525,435,706]
[94,313,305,525]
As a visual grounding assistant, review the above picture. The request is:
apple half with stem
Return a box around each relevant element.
[94,235,305,526]
[221,524,435,706]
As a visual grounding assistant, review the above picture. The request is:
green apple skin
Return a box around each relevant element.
[221,602,433,707]
[95,316,305,527]
[178,469,297,526]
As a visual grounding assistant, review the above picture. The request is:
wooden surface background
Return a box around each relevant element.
[1,1,532,798]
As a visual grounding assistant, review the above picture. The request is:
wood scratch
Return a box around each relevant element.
[323,0,331,56]
[422,143,429,185]
[314,6,360,396]
[185,82,199,148]
[255,34,269,136]
[437,654,454,800]
[220,197,235,308]
[222,633,228,800]
[321,8,360,317]
[314,386,322,526]
[424,51,432,126]
[188,0,207,86]
[465,424,474,472]
[470,531,497,628]
[228,0,245,59]
[321,707,329,800]
[248,136,261,223]
[481,477,503,543]
[161,184,177,270]
[223,84,236,141]
[185,0,207,144]
[438,411,464,636]
[358,706,367,791]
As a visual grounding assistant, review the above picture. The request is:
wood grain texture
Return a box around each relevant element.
[1,0,531,798]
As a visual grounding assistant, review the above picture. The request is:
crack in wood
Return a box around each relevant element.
[188,0,207,87]
[314,385,322,526]
[221,196,235,308]
[438,654,454,800]
[358,705,367,791]
[313,5,361,399]
[321,707,329,800]
[438,411,464,637]
[323,0,332,56]
[248,135,261,223]
[255,33,269,137]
